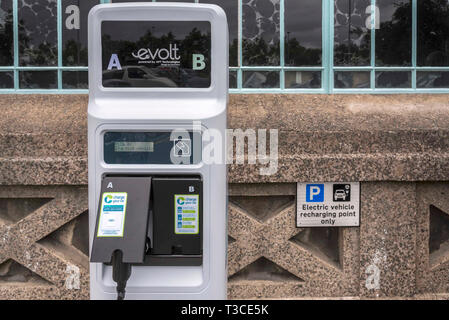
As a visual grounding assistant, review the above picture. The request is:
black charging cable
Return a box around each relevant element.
[111,250,132,300]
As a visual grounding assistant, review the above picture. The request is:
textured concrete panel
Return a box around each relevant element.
[227,184,358,299]
[416,183,449,294]
[0,186,88,300]
[0,183,447,299]
[359,182,416,298]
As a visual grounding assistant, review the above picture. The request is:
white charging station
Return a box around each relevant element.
[87,2,228,300]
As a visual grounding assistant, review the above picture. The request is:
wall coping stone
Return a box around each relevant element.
[0,94,448,185]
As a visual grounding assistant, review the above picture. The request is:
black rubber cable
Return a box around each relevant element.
[111,250,132,300]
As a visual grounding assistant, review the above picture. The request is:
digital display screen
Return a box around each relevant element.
[104,131,201,165]
[101,21,211,88]
[114,142,154,152]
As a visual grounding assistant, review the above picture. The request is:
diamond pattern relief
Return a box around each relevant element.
[416,183,449,294]
[0,259,52,285]
[289,228,341,269]
[230,195,295,222]
[429,205,449,266]
[0,198,52,225]
[227,186,359,299]
[229,257,304,282]
[0,186,89,299]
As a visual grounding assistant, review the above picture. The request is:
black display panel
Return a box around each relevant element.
[101,21,211,88]
[104,132,201,164]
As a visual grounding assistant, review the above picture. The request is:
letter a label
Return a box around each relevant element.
[108,54,122,70]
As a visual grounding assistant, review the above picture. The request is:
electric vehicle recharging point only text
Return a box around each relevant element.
[87,3,228,300]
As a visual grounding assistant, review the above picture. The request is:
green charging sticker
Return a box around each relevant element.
[174,194,199,234]
[97,192,128,237]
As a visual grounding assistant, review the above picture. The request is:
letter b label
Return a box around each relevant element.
[192,54,206,70]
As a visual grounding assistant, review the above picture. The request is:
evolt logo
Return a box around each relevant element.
[132,43,181,62]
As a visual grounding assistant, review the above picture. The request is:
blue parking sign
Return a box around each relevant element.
[306,184,324,202]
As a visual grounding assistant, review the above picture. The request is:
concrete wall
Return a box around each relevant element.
[0,94,448,299]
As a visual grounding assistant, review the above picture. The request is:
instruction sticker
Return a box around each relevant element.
[175,194,199,234]
[97,192,128,237]
[297,182,360,227]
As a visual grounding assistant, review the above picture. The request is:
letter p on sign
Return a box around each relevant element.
[192,54,206,70]
[306,184,324,202]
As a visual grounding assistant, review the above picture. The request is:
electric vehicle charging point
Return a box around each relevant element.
[88,3,228,300]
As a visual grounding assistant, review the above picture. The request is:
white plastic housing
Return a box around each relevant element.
[88,3,228,300]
